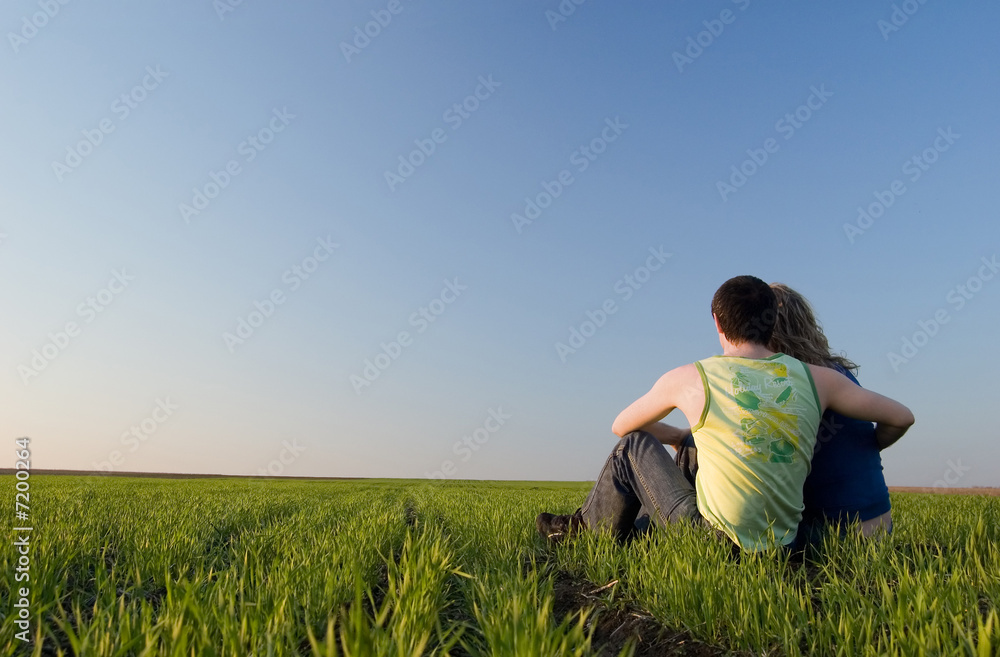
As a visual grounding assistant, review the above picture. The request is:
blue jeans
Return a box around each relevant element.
[580,431,703,540]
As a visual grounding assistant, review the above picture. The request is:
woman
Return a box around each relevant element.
[768,283,893,543]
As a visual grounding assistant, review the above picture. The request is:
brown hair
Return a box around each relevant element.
[710,275,777,346]
[768,283,859,374]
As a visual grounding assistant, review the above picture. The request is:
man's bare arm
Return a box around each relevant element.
[637,422,689,446]
[872,424,909,450]
[611,364,699,438]
[810,365,914,449]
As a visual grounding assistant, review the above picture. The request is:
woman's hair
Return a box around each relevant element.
[768,283,859,375]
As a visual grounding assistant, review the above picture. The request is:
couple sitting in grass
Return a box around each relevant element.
[537,275,914,552]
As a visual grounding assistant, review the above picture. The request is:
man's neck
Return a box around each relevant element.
[721,342,775,359]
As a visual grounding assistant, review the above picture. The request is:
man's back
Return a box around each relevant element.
[691,353,821,550]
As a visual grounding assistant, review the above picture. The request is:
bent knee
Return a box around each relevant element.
[621,430,658,449]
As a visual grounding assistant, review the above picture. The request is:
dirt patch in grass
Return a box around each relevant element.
[404,502,419,527]
[550,571,742,656]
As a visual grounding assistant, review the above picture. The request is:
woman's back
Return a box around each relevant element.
[802,365,891,525]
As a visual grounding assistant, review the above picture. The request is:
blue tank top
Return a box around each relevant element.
[801,365,891,523]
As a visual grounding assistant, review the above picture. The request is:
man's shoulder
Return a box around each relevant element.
[654,363,703,391]
[656,363,707,420]
[668,362,703,379]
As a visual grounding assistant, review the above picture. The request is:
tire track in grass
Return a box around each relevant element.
[547,569,744,657]
[309,513,466,655]
[404,493,479,657]
[543,513,770,656]
[249,486,411,655]
[409,483,598,656]
[150,485,410,655]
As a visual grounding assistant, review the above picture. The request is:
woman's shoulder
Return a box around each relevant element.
[829,361,861,386]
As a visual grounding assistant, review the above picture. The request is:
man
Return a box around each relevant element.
[537,275,914,551]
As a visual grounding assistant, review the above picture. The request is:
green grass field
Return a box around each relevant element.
[1,476,998,656]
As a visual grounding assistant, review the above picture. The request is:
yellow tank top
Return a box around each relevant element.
[691,353,821,550]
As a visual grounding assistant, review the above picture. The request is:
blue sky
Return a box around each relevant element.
[2,1,997,486]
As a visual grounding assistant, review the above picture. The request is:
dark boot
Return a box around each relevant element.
[535,509,584,543]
